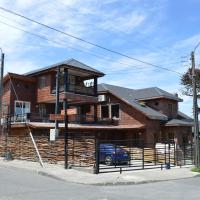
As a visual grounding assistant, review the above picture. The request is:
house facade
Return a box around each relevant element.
[1,59,193,146]
[97,84,193,145]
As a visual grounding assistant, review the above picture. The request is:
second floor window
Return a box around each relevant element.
[168,103,173,116]
[101,104,120,119]
[15,101,31,116]
[101,105,109,118]
[111,104,119,118]
[38,76,46,89]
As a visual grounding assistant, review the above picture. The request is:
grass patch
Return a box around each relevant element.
[191,167,200,173]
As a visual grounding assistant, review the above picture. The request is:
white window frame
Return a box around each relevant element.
[14,100,31,116]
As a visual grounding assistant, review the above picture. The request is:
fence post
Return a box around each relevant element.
[174,142,176,166]
[94,138,99,174]
[164,143,167,164]
[142,143,144,169]
[168,143,171,168]
[191,142,194,165]
[154,147,157,165]
[114,144,117,168]
[183,142,186,165]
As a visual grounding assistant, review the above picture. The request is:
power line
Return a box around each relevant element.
[0,6,182,75]
[0,18,164,75]
[0,17,183,77]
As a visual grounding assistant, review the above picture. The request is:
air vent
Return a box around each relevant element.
[98,94,106,102]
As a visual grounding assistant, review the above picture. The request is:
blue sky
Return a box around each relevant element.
[0,0,200,116]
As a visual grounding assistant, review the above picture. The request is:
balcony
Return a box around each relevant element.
[51,83,95,96]
[4,113,118,125]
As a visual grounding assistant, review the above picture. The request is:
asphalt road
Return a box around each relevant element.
[0,166,200,200]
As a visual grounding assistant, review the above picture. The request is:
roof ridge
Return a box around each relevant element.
[99,83,135,91]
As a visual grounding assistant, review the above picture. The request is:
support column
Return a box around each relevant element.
[55,66,61,136]
[94,77,97,97]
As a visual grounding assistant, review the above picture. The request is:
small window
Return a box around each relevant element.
[111,104,119,118]
[38,76,46,89]
[155,102,159,106]
[101,105,109,118]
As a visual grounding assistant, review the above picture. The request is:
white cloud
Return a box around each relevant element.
[100,11,146,33]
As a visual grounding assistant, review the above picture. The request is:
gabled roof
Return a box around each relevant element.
[133,87,182,102]
[177,111,193,121]
[24,58,105,77]
[98,83,182,102]
[98,83,168,120]
[3,72,36,84]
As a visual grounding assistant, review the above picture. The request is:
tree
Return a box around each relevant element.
[180,68,200,97]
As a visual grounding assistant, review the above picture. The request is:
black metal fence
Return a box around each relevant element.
[94,139,194,174]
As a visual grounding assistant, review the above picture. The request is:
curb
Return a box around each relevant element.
[36,169,200,186]
[0,161,199,186]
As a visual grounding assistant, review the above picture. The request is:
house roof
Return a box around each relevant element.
[165,119,193,127]
[177,111,193,121]
[3,72,36,84]
[98,83,182,102]
[24,58,105,77]
[98,83,168,120]
[133,87,182,102]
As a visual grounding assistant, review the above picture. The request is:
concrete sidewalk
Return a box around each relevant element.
[0,158,198,185]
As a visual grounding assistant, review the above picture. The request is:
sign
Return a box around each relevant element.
[50,129,56,141]
[50,114,64,121]
[61,108,77,115]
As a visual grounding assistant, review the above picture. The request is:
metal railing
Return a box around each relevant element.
[51,83,95,96]
[94,139,194,174]
[3,113,121,126]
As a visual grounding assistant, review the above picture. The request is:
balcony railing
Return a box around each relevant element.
[3,113,118,125]
[51,83,95,96]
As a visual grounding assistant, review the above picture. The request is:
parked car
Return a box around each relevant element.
[99,143,130,166]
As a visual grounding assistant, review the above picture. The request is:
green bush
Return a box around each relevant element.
[191,167,200,173]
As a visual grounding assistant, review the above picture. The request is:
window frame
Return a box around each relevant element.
[100,105,109,119]
[100,103,120,120]
[14,100,31,116]
[38,76,47,89]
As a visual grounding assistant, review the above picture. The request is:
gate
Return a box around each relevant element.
[94,139,194,174]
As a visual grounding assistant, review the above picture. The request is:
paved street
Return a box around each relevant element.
[0,166,200,200]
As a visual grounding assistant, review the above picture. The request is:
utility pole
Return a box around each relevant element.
[63,68,68,169]
[0,49,4,135]
[191,51,200,167]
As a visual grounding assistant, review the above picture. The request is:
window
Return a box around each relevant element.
[168,103,173,116]
[101,104,120,119]
[38,76,46,89]
[101,105,109,118]
[15,101,31,116]
[155,102,159,106]
[111,104,119,118]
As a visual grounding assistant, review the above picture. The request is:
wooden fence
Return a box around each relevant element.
[0,135,95,167]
